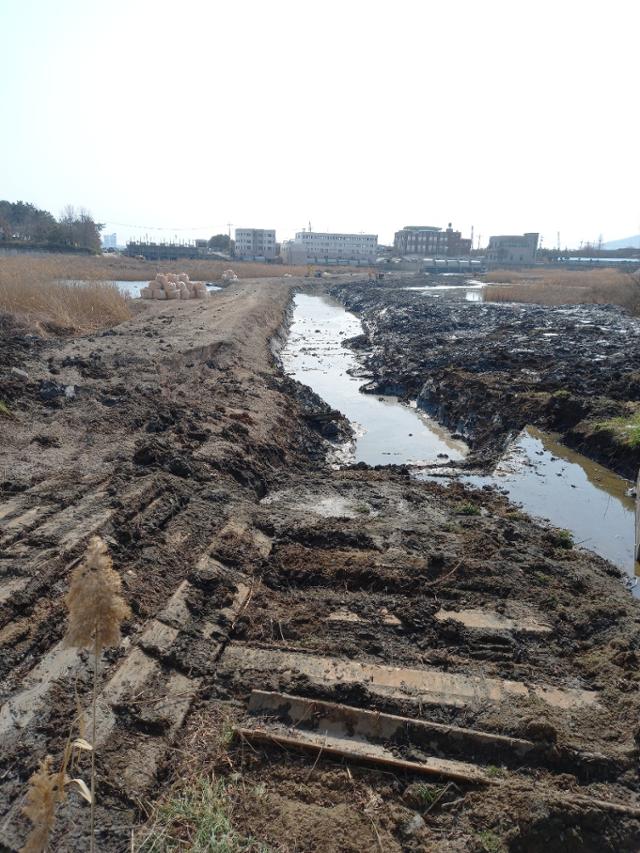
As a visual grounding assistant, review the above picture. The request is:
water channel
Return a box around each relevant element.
[282,290,639,594]
[282,293,468,466]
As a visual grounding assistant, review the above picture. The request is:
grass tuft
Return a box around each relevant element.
[594,409,640,448]
[457,501,481,516]
[137,777,268,852]
[476,830,506,853]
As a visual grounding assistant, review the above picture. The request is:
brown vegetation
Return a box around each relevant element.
[2,252,323,283]
[484,267,640,315]
[0,256,131,334]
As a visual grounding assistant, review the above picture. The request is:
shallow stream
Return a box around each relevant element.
[282,290,639,593]
[281,293,467,466]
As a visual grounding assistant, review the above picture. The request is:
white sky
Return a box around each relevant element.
[1,0,638,249]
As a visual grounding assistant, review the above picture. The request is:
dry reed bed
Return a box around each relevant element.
[484,268,640,315]
[0,257,130,335]
[1,253,320,283]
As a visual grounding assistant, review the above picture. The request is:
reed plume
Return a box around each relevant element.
[64,536,130,651]
[63,535,131,852]
[21,757,60,853]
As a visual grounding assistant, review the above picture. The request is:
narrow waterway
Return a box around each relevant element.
[283,290,639,594]
[282,293,468,466]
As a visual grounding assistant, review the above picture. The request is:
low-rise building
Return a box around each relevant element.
[234,228,277,260]
[281,231,377,265]
[393,224,471,257]
[486,233,539,266]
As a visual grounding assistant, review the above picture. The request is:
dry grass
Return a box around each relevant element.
[2,253,327,282]
[0,256,131,334]
[484,268,640,315]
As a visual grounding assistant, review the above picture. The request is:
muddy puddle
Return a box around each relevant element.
[404,281,485,302]
[282,293,468,465]
[420,426,639,594]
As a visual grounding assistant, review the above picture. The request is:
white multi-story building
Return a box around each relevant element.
[102,232,117,250]
[281,231,378,265]
[234,228,277,260]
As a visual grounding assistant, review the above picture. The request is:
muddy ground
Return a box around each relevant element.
[1,276,640,852]
[331,276,640,478]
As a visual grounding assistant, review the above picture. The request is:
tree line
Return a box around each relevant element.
[0,200,103,253]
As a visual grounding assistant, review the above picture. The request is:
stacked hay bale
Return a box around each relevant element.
[140,273,209,300]
[221,269,238,282]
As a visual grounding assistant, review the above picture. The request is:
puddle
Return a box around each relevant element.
[282,293,468,466]
[404,282,485,303]
[420,426,639,594]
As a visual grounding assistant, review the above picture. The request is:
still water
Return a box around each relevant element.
[420,427,639,594]
[281,293,468,466]
[284,292,638,593]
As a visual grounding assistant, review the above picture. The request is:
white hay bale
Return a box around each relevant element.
[156,274,167,284]
[179,289,191,299]
[140,287,152,299]
[167,274,179,284]
[166,290,180,300]
[154,290,167,300]
[178,273,190,283]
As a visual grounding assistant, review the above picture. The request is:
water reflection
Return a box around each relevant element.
[419,426,639,594]
[282,293,468,466]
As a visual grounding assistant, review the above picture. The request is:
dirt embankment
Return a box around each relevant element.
[1,277,640,853]
[331,276,640,478]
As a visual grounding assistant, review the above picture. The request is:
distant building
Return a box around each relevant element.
[281,231,378,266]
[487,233,539,266]
[234,228,277,260]
[102,232,117,250]
[393,224,471,257]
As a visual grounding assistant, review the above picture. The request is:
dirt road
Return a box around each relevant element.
[1,278,640,852]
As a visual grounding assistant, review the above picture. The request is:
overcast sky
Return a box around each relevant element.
[1,0,638,249]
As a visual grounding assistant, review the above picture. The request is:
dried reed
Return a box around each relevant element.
[0,257,130,334]
[21,757,60,853]
[484,268,640,315]
[63,536,131,852]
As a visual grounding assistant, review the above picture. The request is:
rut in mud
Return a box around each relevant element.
[1,276,640,853]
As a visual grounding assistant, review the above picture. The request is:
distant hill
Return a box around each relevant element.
[602,234,640,250]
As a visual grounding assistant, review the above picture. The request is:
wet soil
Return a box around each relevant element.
[1,277,639,852]
[330,275,640,478]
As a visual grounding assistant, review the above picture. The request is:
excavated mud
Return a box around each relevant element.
[331,275,640,478]
[1,276,639,852]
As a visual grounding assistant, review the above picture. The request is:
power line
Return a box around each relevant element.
[104,220,230,232]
